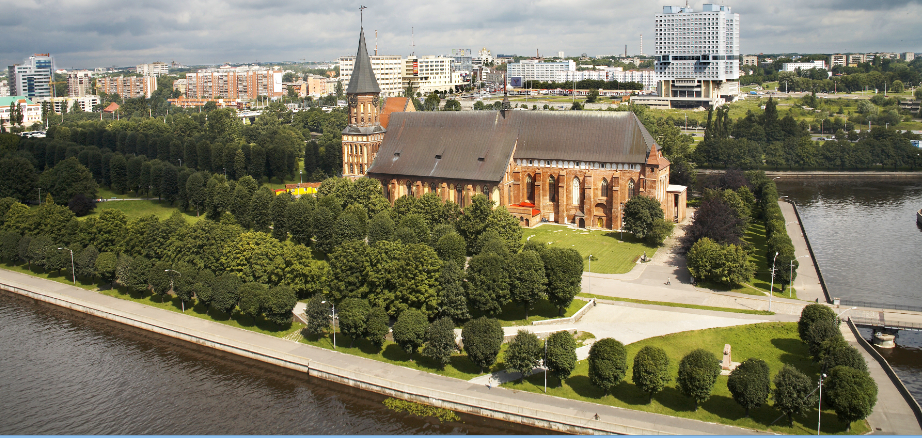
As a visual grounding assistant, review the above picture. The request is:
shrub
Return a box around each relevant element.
[632,345,670,403]
[545,331,577,386]
[461,317,504,373]
[588,338,628,394]
[504,330,542,378]
[677,348,721,410]
[727,358,771,417]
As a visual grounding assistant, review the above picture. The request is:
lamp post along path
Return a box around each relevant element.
[57,247,75,284]
[769,252,778,312]
[322,300,336,349]
[165,269,182,311]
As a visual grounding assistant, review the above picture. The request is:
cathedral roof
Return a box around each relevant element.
[646,143,671,167]
[345,28,381,95]
[366,111,657,184]
[380,97,415,129]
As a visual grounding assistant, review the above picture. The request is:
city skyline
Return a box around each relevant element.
[1,0,921,71]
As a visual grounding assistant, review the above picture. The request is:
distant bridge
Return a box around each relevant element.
[851,316,922,333]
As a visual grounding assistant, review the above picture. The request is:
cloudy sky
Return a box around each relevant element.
[2,0,921,70]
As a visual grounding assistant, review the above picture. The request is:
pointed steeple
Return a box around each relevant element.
[346,28,381,95]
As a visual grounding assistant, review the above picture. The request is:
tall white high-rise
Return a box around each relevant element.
[634,4,740,109]
[8,54,54,98]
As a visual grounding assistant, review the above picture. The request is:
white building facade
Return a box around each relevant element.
[339,55,404,97]
[8,54,54,98]
[507,60,576,83]
[636,4,740,109]
[555,68,657,91]
[782,60,827,72]
[137,62,170,77]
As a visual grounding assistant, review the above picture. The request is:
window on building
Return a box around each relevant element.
[628,179,635,199]
[548,175,556,202]
[349,164,354,174]
[526,175,534,203]
[600,178,609,197]
[572,177,581,205]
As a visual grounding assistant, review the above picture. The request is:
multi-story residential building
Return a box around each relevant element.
[782,60,827,72]
[903,52,915,62]
[137,62,169,77]
[67,70,93,97]
[742,55,758,66]
[634,4,740,109]
[403,55,463,94]
[304,74,339,97]
[96,76,158,99]
[472,48,494,67]
[339,55,403,97]
[0,80,9,97]
[184,68,283,100]
[0,96,43,129]
[555,68,657,91]
[8,54,54,98]
[507,60,576,84]
[450,49,473,73]
[829,54,847,68]
[172,78,187,95]
[35,95,100,113]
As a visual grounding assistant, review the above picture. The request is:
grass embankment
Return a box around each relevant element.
[577,293,773,316]
[503,322,869,435]
[0,262,302,339]
[86,200,204,223]
[525,224,655,274]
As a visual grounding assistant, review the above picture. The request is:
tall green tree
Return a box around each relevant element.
[437,260,471,324]
[727,358,771,417]
[677,348,721,410]
[545,331,577,386]
[541,247,583,316]
[365,306,390,348]
[392,308,428,355]
[633,345,670,403]
[622,195,664,241]
[588,338,628,395]
[422,316,457,369]
[509,250,547,319]
[338,297,371,347]
[825,366,877,432]
[466,251,510,316]
[504,330,542,379]
[462,316,504,373]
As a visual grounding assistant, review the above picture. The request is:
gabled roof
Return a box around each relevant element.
[345,28,381,95]
[366,110,657,184]
[380,97,415,129]
[103,102,120,113]
[646,143,671,167]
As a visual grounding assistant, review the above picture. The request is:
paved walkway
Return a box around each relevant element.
[0,268,761,435]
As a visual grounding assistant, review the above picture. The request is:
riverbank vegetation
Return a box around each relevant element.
[503,322,870,434]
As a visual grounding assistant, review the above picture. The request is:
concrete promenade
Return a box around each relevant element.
[0,268,761,435]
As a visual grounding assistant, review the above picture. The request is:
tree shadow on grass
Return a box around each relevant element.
[382,343,412,362]
[699,394,748,421]
[567,375,606,399]
[653,386,696,412]
[607,381,652,406]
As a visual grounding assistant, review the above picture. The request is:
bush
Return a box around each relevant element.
[825,366,878,431]
[365,306,390,348]
[677,348,721,410]
[726,358,770,417]
[820,338,868,374]
[305,295,332,336]
[461,317,504,373]
[504,330,542,378]
[392,309,428,355]
[422,317,457,369]
[805,318,843,359]
[686,237,755,286]
[772,365,817,427]
[337,297,371,346]
[623,195,664,241]
[545,331,577,386]
[588,338,628,394]
[798,303,837,342]
[632,345,670,403]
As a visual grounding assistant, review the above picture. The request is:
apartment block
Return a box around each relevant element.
[305,74,339,97]
[67,70,94,97]
[782,60,827,72]
[903,52,915,62]
[403,55,463,94]
[742,55,758,66]
[137,62,169,77]
[35,95,100,113]
[507,60,576,83]
[8,54,54,98]
[96,76,158,99]
[829,54,846,68]
[555,68,657,91]
[184,68,283,100]
[339,55,404,97]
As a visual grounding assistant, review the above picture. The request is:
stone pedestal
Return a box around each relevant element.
[873,331,896,348]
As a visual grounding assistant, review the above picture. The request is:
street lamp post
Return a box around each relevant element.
[769,252,778,312]
[321,300,336,349]
[57,247,75,284]
[165,269,183,311]
[299,169,303,185]
[817,373,826,435]
[543,338,548,393]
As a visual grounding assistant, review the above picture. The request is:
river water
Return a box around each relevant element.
[0,292,549,435]
[777,177,922,404]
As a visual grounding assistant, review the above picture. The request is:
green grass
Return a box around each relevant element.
[503,322,869,435]
[524,224,655,274]
[736,221,798,300]
[299,331,511,381]
[0,262,302,338]
[492,297,587,327]
[86,199,204,223]
[576,293,774,316]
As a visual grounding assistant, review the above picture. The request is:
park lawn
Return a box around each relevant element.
[85,200,204,223]
[576,292,773,316]
[524,224,654,274]
[1,262,98,291]
[735,221,799,300]
[502,322,869,435]
[299,332,511,381]
[493,297,588,327]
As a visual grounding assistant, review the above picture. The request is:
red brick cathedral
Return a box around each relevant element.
[342,28,685,229]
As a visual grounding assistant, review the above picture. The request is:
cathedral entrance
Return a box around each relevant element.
[578,218,585,228]
[598,217,604,228]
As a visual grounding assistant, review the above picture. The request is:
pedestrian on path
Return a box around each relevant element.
[487,376,492,389]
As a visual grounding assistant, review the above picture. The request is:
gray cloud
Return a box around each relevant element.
[1,0,919,71]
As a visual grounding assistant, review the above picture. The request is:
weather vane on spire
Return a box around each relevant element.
[360,5,367,27]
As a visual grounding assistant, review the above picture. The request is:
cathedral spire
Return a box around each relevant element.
[346,27,381,95]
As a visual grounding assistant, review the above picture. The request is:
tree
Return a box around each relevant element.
[94,251,117,288]
[727,358,771,417]
[304,295,332,336]
[798,303,838,343]
[461,316,504,373]
[210,272,242,315]
[504,330,542,379]
[455,194,492,252]
[545,331,577,386]
[677,348,721,410]
[422,316,457,369]
[147,261,173,302]
[433,232,466,267]
[238,282,268,318]
[264,284,297,326]
[588,338,628,394]
[328,240,369,301]
[437,260,471,324]
[392,308,428,355]
[686,237,756,286]
[367,210,395,245]
[109,154,128,194]
[0,156,38,202]
[633,345,670,403]
[825,366,877,432]
[541,247,583,316]
[465,252,510,316]
[365,306,390,348]
[820,338,868,374]
[805,318,844,359]
[338,297,371,347]
[0,231,21,262]
[772,365,817,427]
[509,250,547,319]
[75,245,99,279]
[623,195,665,241]
[67,193,96,217]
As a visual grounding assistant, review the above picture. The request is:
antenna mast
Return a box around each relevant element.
[375,30,378,56]
[410,27,415,56]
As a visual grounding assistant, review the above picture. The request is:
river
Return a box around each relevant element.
[777,177,922,404]
[0,292,549,435]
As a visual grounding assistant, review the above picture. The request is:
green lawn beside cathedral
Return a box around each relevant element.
[523,224,656,274]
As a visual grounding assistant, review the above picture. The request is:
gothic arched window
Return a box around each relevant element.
[600,178,609,197]
[526,174,534,203]
[628,179,635,199]
[349,164,355,174]
[548,175,556,202]
[572,177,581,205]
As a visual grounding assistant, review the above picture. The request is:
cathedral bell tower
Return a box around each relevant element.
[341,26,385,180]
